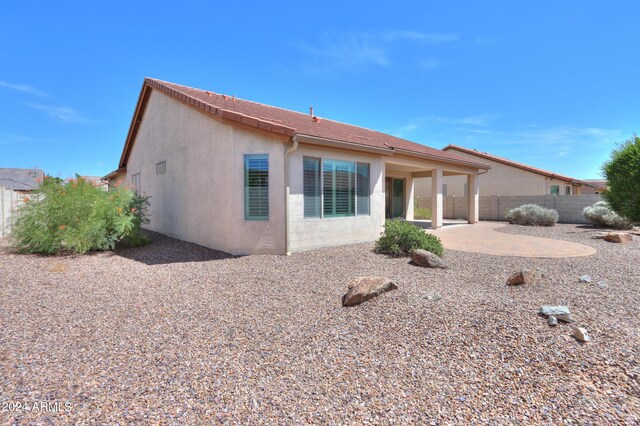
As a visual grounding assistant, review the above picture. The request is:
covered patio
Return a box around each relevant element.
[384,152,487,228]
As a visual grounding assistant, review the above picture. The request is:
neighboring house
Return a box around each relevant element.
[0,168,44,192]
[103,78,490,255]
[80,175,109,191]
[0,168,44,238]
[581,179,607,195]
[416,145,594,198]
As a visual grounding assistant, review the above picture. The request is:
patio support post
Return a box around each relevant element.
[467,173,479,224]
[431,168,443,228]
[405,176,415,220]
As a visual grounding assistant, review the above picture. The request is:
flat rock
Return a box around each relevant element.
[342,277,398,307]
[540,305,574,323]
[604,232,633,244]
[573,327,591,342]
[410,249,448,269]
[579,275,592,283]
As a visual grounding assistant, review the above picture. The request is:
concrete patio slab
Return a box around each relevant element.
[425,221,597,258]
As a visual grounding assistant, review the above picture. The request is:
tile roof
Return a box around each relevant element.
[443,145,594,186]
[0,168,44,191]
[118,78,490,170]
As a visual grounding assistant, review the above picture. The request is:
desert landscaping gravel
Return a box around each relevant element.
[1,223,638,424]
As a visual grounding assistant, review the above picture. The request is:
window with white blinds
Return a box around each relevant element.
[303,158,370,218]
[323,160,355,217]
[244,154,269,220]
[303,157,321,217]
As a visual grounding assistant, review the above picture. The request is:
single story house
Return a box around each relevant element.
[104,78,490,255]
[580,179,607,195]
[416,144,594,199]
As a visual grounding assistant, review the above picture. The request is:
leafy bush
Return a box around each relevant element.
[583,201,632,229]
[414,207,432,220]
[11,175,150,254]
[505,204,558,226]
[375,219,444,257]
[602,135,640,224]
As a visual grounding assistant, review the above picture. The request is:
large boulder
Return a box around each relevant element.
[506,268,545,286]
[410,249,448,269]
[604,232,633,244]
[342,277,398,307]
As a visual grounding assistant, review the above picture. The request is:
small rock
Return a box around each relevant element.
[342,277,398,307]
[548,316,558,326]
[540,305,574,323]
[506,268,545,286]
[410,249,448,269]
[424,291,442,302]
[604,232,633,244]
[579,275,592,283]
[598,281,607,289]
[573,327,591,342]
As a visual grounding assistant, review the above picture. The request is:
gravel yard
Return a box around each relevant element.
[1,223,638,424]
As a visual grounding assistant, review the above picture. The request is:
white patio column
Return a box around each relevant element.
[431,168,443,228]
[405,176,415,220]
[467,173,480,224]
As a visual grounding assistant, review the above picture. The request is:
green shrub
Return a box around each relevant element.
[11,175,150,254]
[375,219,444,257]
[505,204,558,226]
[583,201,632,229]
[414,207,432,220]
[602,135,640,224]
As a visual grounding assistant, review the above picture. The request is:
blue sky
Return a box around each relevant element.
[1,1,637,179]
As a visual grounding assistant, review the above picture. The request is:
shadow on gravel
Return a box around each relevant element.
[115,230,235,265]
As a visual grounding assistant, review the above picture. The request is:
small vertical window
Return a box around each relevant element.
[565,186,571,195]
[442,184,448,197]
[356,163,370,215]
[550,185,560,195]
[132,173,141,194]
[156,161,166,175]
[303,157,321,217]
[244,154,269,220]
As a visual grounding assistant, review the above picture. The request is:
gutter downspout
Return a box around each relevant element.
[284,135,299,256]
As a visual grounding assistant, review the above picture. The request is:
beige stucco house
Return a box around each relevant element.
[104,78,490,255]
[415,145,594,199]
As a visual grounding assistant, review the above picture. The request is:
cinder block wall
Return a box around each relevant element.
[415,194,603,224]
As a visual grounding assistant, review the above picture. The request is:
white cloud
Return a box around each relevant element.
[24,103,96,124]
[293,30,458,73]
[382,31,459,44]
[0,80,49,96]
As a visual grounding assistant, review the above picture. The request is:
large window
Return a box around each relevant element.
[244,154,269,220]
[303,157,370,218]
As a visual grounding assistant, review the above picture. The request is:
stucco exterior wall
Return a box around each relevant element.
[415,149,578,197]
[125,90,287,255]
[288,144,385,252]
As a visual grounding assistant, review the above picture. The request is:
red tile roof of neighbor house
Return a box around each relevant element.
[116,78,491,171]
[442,144,595,186]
